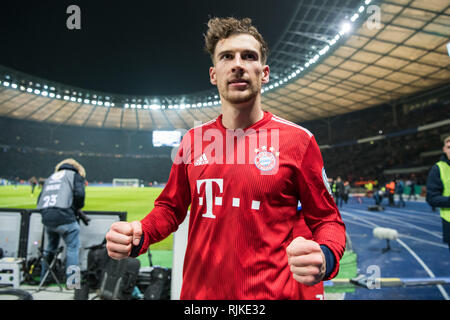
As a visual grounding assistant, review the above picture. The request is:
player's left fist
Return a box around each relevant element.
[286,236,326,286]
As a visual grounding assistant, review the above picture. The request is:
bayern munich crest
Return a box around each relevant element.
[254,146,279,171]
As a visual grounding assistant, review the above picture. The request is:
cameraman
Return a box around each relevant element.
[37,158,87,286]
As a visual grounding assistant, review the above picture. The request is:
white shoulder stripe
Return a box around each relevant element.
[271,116,313,137]
[192,119,216,130]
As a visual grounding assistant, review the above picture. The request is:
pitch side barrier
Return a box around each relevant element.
[0,208,126,270]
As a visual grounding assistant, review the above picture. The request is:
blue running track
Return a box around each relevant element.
[338,196,450,300]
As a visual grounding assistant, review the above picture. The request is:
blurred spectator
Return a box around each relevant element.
[385,180,396,207]
[395,177,405,207]
[343,181,350,204]
[332,177,345,208]
[407,174,418,201]
[29,176,38,194]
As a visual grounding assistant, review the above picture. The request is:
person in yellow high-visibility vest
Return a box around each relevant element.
[426,135,450,251]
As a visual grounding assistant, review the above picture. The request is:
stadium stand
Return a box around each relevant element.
[1,94,447,186]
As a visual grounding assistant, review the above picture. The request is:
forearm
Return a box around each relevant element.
[426,193,450,208]
[426,165,450,208]
[314,222,346,279]
[320,245,335,279]
[131,198,190,257]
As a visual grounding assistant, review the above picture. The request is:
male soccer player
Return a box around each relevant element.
[106,17,346,299]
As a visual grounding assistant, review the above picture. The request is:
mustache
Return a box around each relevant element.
[228,78,250,84]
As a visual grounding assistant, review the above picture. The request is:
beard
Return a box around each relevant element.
[218,80,260,104]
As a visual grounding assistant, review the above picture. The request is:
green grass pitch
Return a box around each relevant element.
[0,185,172,267]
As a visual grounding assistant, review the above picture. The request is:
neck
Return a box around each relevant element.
[220,95,264,130]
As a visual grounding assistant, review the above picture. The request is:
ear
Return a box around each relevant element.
[261,65,270,84]
[209,66,217,86]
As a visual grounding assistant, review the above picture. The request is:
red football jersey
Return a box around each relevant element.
[138,111,346,299]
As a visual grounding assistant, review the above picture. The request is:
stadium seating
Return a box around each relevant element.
[0,101,448,186]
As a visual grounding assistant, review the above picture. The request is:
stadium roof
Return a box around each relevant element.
[0,0,449,130]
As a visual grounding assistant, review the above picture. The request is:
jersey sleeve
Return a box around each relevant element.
[136,133,192,256]
[426,164,450,208]
[295,135,346,280]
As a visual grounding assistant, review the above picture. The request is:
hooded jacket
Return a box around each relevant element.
[37,159,86,227]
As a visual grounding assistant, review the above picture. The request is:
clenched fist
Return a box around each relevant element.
[286,237,326,286]
[105,221,142,260]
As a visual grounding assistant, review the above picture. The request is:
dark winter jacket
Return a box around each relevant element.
[426,154,450,209]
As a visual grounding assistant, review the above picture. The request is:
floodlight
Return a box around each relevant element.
[340,22,352,35]
[350,13,359,22]
[319,45,330,55]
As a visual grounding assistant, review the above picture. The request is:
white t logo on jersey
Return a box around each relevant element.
[197,179,223,219]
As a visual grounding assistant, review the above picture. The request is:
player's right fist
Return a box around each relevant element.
[105,221,142,260]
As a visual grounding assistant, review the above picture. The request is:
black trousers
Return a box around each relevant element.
[443,218,450,245]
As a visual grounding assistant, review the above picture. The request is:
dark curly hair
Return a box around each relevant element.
[204,17,269,65]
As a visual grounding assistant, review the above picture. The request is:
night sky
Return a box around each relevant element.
[0,0,296,96]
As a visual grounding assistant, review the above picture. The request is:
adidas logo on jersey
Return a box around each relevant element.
[194,154,209,166]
